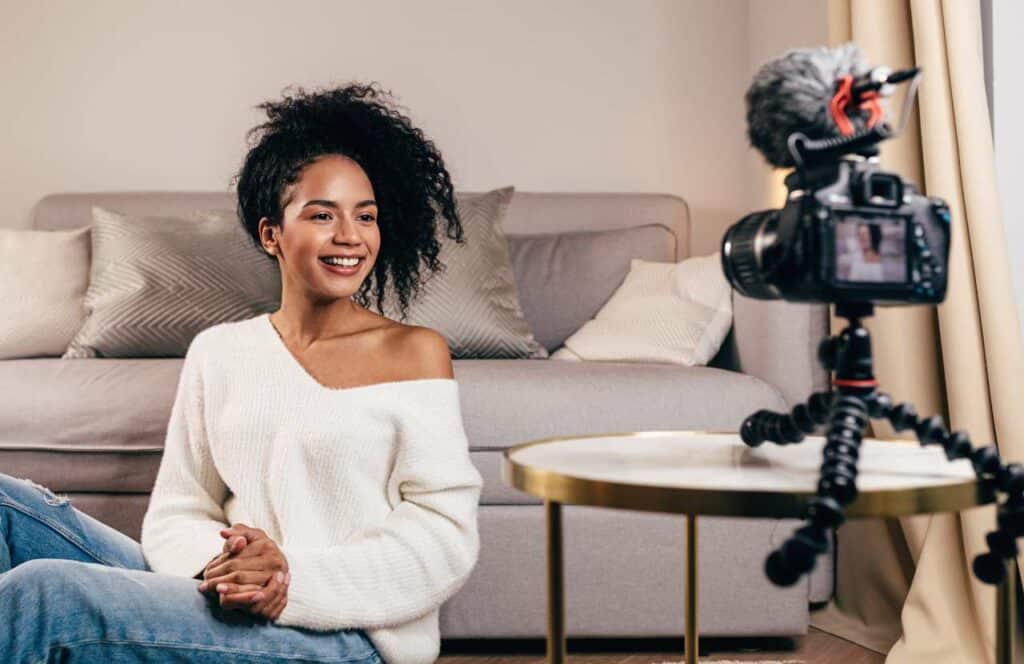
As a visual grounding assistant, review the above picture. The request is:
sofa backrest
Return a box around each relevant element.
[32,190,691,353]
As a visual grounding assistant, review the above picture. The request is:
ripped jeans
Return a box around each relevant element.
[0,472,382,664]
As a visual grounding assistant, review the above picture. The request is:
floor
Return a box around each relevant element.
[438,627,884,663]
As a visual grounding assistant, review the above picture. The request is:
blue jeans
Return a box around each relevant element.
[0,472,383,664]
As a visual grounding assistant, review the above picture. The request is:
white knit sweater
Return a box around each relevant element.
[140,312,484,664]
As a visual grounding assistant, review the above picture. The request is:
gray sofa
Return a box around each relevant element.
[1,190,832,640]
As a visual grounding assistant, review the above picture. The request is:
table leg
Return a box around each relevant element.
[546,500,567,664]
[686,514,698,664]
[997,556,1017,664]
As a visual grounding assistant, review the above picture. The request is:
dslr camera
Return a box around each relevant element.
[721,46,951,306]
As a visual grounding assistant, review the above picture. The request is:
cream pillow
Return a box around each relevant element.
[550,253,732,365]
[0,226,91,359]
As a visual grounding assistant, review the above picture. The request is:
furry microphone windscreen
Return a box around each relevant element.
[745,42,881,169]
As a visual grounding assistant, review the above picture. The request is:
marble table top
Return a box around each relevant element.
[503,431,994,518]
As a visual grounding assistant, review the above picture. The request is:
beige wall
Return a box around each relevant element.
[1,0,826,256]
[746,0,830,209]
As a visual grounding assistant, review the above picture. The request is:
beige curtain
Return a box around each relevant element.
[798,1,1024,662]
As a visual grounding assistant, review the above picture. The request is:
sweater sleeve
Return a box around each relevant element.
[140,329,231,580]
[274,384,484,630]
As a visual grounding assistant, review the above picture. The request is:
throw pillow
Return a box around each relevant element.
[368,186,548,359]
[0,226,91,359]
[62,206,281,358]
[550,253,732,365]
[506,224,676,353]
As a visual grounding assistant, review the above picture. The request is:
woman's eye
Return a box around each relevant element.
[311,212,374,222]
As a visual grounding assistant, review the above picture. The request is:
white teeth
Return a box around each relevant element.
[322,257,361,267]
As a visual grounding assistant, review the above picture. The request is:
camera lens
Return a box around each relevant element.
[721,210,780,299]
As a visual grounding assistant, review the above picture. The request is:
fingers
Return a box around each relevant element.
[199,542,244,589]
[203,580,262,611]
[205,552,228,575]
[223,535,247,554]
[249,571,287,616]
[220,529,252,546]
[201,553,229,587]
[206,537,245,573]
[219,586,264,611]
[261,573,289,620]
[246,573,279,615]
[204,554,269,581]
[215,582,263,598]
[204,537,250,575]
[267,587,288,620]
[220,524,266,542]
[199,569,271,592]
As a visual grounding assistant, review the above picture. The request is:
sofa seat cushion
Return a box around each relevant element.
[0,357,786,502]
[1,358,182,493]
[456,358,787,504]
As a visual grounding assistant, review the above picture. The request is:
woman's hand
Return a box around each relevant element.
[198,533,265,611]
[198,524,290,619]
[197,523,290,620]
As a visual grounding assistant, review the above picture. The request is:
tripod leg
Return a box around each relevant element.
[997,554,1017,663]
[765,394,868,586]
[740,391,834,447]
[873,394,1024,586]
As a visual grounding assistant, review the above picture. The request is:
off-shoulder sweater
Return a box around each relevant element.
[140,312,484,664]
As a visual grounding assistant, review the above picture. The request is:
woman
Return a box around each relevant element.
[0,83,484,664]
[847,221,886,282]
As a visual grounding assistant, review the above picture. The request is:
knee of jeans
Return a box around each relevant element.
[5,558,84,591]
[0,560,95,628]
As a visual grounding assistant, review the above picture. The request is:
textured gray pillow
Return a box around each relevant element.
[369,186,547,359]
[63,206,281,358]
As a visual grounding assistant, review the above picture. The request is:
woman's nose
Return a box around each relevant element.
[333,216,361,240]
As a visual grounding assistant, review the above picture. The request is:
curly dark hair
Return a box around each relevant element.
[858,221,883,253]
[231,82,464,322]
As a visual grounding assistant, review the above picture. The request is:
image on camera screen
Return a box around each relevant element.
[834,214,908,284]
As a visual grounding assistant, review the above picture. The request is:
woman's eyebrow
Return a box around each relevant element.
[300,199,377,209]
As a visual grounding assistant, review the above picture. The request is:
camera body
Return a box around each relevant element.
[721,158,950,305]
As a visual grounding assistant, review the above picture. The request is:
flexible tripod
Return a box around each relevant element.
[740,301,1024,587]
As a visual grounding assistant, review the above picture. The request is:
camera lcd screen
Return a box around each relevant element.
[834,214,908,284]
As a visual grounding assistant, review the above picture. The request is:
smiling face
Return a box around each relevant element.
[258,154,380,305]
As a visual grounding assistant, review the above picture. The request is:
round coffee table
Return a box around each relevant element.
[502,430,1002,664]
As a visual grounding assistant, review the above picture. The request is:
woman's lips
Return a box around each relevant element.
[319,257,364,276]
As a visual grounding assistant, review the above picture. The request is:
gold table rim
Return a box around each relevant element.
[502,429,996,518]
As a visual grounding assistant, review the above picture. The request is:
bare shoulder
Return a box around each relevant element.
[395,325,454,380]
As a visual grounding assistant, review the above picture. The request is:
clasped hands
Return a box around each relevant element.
[197,523,291,620]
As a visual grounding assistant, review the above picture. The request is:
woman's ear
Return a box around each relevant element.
[259,217,278,255]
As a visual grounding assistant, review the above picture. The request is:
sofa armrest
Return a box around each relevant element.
[712,293,830,408]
